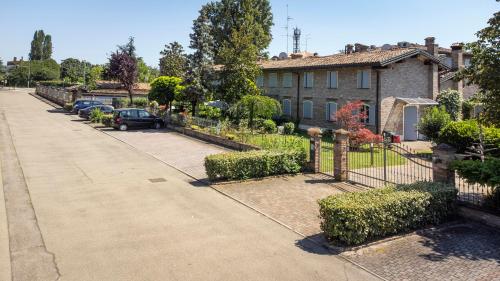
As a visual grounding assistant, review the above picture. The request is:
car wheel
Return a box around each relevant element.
[119,124,128,131]
[154,122,161,130]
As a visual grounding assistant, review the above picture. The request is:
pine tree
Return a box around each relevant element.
[159,42,187,77]
[42,34,52,60]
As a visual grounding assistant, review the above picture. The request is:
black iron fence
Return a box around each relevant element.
[345,142,433,188]
[455,174,498,211]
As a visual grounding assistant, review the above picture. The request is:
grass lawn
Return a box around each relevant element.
[241,133,406,172]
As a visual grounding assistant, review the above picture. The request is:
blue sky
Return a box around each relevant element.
[1,0,498,67]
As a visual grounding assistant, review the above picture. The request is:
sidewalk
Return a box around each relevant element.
[0,163,11,281]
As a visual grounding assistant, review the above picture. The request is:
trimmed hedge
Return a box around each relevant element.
[318,182,457,245]
[204,149,306,181]
[438,120,500,153]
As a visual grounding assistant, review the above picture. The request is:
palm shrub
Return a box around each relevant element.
[417,106,451,143]
[101,114,113,127]
[283,122,295,135]
[436,89,463,121]
[89,108,105,123]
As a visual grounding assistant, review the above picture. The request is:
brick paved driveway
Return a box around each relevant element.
[343,222,500,281]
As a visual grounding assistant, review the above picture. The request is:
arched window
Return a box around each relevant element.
[303,100,313,119]
[360,104,374,124]
[282,99,291,116]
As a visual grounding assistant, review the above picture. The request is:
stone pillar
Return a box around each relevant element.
[309,136,321,173]
[451,43,464,92]
[334,129,349,181]
[432,143,457,185]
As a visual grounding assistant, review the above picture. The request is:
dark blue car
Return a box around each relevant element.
[72,100,103,113]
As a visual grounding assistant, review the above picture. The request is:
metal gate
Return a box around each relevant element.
[346,141,433,188]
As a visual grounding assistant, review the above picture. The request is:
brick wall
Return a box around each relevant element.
[35,85,76,106]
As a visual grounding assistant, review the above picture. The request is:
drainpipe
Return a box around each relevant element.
[293,72,301,122]
[375,70,381,134]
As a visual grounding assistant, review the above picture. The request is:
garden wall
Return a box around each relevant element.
[166,124,260,151]
[36,85,76,106]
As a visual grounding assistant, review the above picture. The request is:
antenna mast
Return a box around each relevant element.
[282,4,293,54]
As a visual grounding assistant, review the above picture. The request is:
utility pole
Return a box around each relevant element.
[305,34,311,52]
[27,59,31,88]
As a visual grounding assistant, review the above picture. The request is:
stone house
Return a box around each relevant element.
[258,37,455,141]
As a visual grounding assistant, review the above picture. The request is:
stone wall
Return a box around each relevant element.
[166,124,260,151]
[36,85,76,106]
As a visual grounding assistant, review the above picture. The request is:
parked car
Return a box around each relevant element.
[112,108,164,131]
[72,100,103,113]
[78,105,114,120]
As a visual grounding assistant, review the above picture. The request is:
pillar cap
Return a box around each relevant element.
[335,129,349,135]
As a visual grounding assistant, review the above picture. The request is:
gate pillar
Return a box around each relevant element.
[309,136,321,173]
[334,129,349,181]
[432,143,456,185]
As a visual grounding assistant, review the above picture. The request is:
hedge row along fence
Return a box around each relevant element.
[204,149,307,181]
[318,181,457,245]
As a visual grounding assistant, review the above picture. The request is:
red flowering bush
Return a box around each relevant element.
[336,101,382,145]
[352,128,383,144]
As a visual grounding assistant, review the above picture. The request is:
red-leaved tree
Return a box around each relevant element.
[335,100,382,145]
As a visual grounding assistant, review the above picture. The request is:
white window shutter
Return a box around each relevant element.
[309,72,314,88]
[303,74,308,88]
[357,71,362,88]
[363,71,370,89]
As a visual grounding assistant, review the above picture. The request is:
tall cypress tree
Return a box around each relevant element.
[42,34,52,60]
[29,30,45,60]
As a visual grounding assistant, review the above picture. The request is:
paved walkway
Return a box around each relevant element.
[343,222,500,281]
[0,89,378,280]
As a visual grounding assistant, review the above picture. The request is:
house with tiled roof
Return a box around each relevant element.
[257,37,467,141]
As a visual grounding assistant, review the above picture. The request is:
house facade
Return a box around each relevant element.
[258,37,456,141]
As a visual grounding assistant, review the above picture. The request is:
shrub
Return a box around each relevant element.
[262,119,277,133]
[101,114,113,127]
[63,103,73,111]
[462,100,476,120]
[352,128,383,144]
[89,108,104,123]
[417,106,452,143]
[132,97,148,108]
[283,122,295,135]
[204,149,307,181]
[198,104,222,120]
[439,120,479,152]
[436,89,463,121]
[318,182,457,245]
[225,133,236,140]
[191,125,201,130]
[114,98,129,108]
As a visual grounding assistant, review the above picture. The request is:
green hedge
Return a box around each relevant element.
[439,120,500,153]
[318,182,457,245]
[204,149,306,181]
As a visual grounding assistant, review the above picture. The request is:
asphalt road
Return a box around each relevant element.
[0,88,379,281]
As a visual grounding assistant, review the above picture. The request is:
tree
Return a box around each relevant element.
[189,5,216,98]
[417,106,452,143]
[159,41,187,77]
[29,30,45,60]
[182,68,207,115]
[205,0,273,62]
[60,58,91,83]
[148,76,185,112]
[436,89,462,121]
[108,38,138,104]
[457,7,500,125]
[336,101,367,133]
[7,59,60,86]
[137,58,159,83]
[230,94,281,129]
[87,65,103,90]
[42,34,53,60]
[0,58,5,83]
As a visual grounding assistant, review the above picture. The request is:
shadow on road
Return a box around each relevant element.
[295,234,336,255]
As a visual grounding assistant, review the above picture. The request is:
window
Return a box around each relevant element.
[464,58,471,67]
[303,100,313,119]
[268,73,278,88]
[256,75,264,87]
[283,72,293,88]
[138,110,150,118]
[445,57,453,67]
[360,104,374,125]
[325,102,337,121]
[282,99,291,116]
[303,72,314,88]
[357,70,371,89]
[327,71,338,89]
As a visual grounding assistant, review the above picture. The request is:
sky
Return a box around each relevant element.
[1,0,498,67]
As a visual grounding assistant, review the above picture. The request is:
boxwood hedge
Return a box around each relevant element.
[204,149,306,181]
[318,182,457,245]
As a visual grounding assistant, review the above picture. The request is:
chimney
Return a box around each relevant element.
[451,43,464,92]
[451,43,464,71]
[13,57,17,62]
[425,37,439,99]
[425,37,438,56]
[345,44,354,54]
[354,43,368,53]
